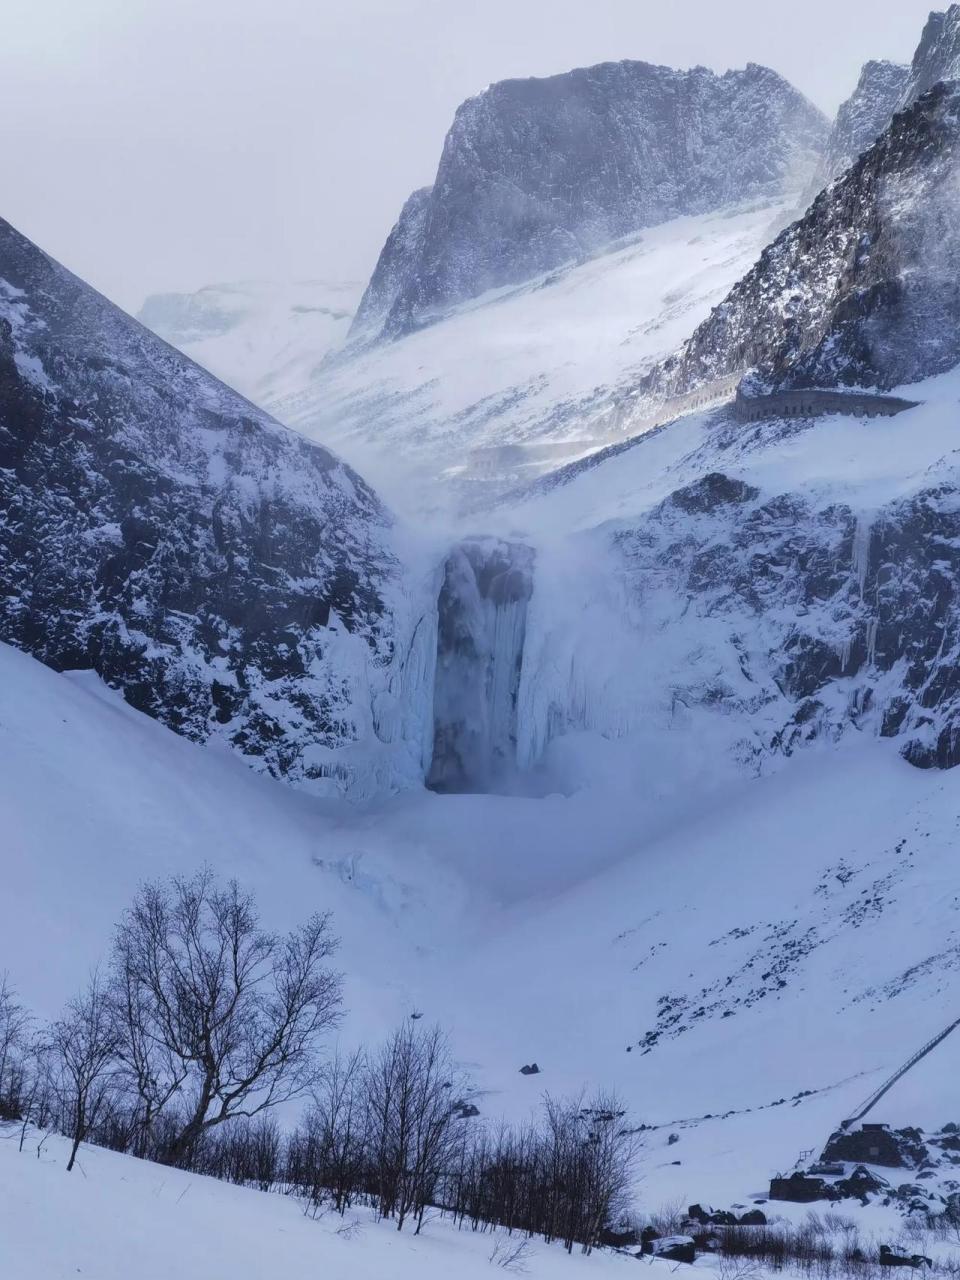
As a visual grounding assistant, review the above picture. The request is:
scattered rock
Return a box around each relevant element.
[644,1235,697,1264]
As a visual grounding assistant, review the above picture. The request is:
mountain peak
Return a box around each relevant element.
[902,3,960,105]
[351,60,827,343]
[802,58,910,202]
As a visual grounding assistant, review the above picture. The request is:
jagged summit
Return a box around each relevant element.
[901,3,960,106]
[796,7,960,213]
[352,59,827,342]
[803,60,909,201]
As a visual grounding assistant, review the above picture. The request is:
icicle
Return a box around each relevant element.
[852,514,873,601]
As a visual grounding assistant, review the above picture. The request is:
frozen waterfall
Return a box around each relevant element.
[427,538,534,792]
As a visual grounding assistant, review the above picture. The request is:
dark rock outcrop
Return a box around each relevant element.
[644,1235,697,1263]
[769,1172,837,1202]
[822,1126,927,1169]
[353,61,827,341]
[608,461,960,771]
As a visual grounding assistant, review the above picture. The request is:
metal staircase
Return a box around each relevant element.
[841,1015,960,1129]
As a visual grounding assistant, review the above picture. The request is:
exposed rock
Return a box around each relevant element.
[900,4,960,108]
[822,1126,926,1170]
[879,1246,932,1268]
[769,1172,837,1203]
[644,1235,697,1263]
[836,1165,891,1201]
[738,1210,768,1226]
[668,473,759,514]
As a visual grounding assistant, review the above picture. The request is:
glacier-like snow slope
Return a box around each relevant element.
[137,278,362,409]
[271,199,791,516]
[6,631,960,1215]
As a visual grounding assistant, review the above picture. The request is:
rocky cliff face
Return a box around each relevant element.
[630,82,960,408]
[353,61,827,341]
[612,467,960,773]
[0,217,433,797]
[804,60,909,201]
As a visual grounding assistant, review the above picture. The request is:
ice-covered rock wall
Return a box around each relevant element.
[427,538,534,792]
[802,60,909,204]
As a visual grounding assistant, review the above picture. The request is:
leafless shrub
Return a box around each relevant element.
[489,1235,534,1272]
[51,971,121,1172]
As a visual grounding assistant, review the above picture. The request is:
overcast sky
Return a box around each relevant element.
[0,0,940,310]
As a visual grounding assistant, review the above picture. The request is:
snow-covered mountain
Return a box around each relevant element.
[353,61,828,342]
[275,197,791,512]
[13,8,960,1269]
[901,2,960,106]
[137,279,361,407]
[0,217,434,798]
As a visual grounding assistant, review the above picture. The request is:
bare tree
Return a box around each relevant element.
[110,869,342,1165]
[302,1047,368,1214]
[364,1022,473,1232]
[0,974,32,1120]
[577,1091,640,1254]
[52,972,120,1172]
[107,956,186,1156]
[17,1033,55,1153]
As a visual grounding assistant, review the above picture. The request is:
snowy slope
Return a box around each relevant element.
[137,278,362,408]
[0,1128,633,1280]
[6,631,960,1216]
[275,199,790,515]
